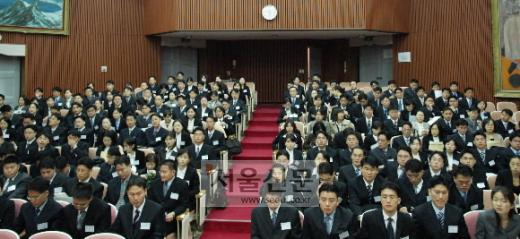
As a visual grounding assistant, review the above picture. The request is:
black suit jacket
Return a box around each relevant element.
[64,178,104,199]
[16,140,38,164]
[45,172,69,198]
[0,195,15,229]
[1,172,31,199]
[469,147,500,174]
[204,129,226,152]
[118,127,146,146]
[383,119,404,138]
[338,164,361,187]
[176,166,200,211]
[412,202,470,239]
[251,204,302,239]
[61,142,89,166]
[61,197,111,238]
[148,177,189,217]
[14,199,64,238]
[391,135,417,150]
[496,169,520,195]
[302,206,358,239]
[75,128,95,146]
[348,176,386,216]
[126,150,146,171]
[447,133,474,152]
[106,175,139,206]
[110,199,165,239]
[448,184,483,213]
[144,127,169,148]
[186,144,218,169]
[397,176,429,211]
[357,209,416,239]
[42,126,68,146]
[494,120,516,138]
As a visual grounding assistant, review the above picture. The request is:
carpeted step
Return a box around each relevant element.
[241,136,274,150]
[199,230,250,239]
[234,149,274,161]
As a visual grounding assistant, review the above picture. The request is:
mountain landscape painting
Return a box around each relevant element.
[0,0,69,34]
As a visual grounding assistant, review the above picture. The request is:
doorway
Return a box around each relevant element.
[0,55,22,106]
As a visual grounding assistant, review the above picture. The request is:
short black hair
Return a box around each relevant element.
[77,157,94,170]
[3,155,19,165]
[39,157,56,170]
[114,156,131,166]
[276,150,290,160]
[27,177,50,193]
[380,182,401,198]
[451,164,473,178]
[192,127,205,134]
[428,176,449,189]
[404,159,424,173]
[107,146,122,157]
[160,160,177,171]
[72,182,93,200]
[318,182,339,198]
[127,176,148,191]
[318,162,335,176]
[455,119,468,127]
[361,156,380,168]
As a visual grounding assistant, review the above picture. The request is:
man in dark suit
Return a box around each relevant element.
[137,105,153,128]
[391,122,416,150]
[42,113,68,146]
[307,96,327,122]
[380,148,412,183]
[497,132,520,171]
[458,87,478,111]
[355,105,376,135]
[187,127,218,169]
[357,182,416,239]
[470,132,500,173]
[106,157,139,208]
[144,114,169,148]
[383,107,403,138]
[14,177,64,238]
[151,95,171,117]
[38,157,69,198]
[204,116,226,152]
[305,131,337,166]
[368,132,397,166]
[494,109,516,138]
[348,156,386,217]
[119,113,146,146]
[1,155,31,199]
[412,176,470,239]
[73,116,95,146]
[448,165,483,213]
[251,190,302,239]
[338,147,364,187]
[111,177,165,239]
[85,105,102,133]
[437,108,456,136]
[61,130,89,166]
[397,159,428,212]
[302,182,358,239]
[15,125,39,166]
[147,160,189,238]
[286,86,305,112]
[64,158,104,199]
[447,119,474,152]
[0,178,15,229]
[61,182,111,238]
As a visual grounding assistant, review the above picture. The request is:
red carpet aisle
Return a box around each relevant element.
[200,105,280,239]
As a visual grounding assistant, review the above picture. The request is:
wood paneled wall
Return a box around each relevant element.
[0,0,161,97]
[393,0,497,102]
[144,0,410,35]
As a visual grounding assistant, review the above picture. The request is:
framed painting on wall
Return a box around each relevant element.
[493,0,520,97]
[0,0,69,35]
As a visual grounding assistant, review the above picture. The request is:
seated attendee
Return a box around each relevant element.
[446,119,474,152]
[398,159,428,212]
[273,121,303,151]
[381,148,412,183]
[317,162,348,208]
[0,178,15,229]
[251,190,302,239]
[55,155,76,178]
[329,110,355,137]
[336,131,362,166]
[14,177,64,238]
[181,107,202,134]
[278,99,301,124]
[1,155,31,199]
[391,122,416,150]
[357,182,415,239]
[412,176,470,239]
[494,109,516,138]
[306,131,337,165]
[458,151,488,190]
[470,132,500,174]
[106,157,139,209]
[413,110,430,138]
[138,153,159,180]
[338,147,364,187]
[144,114,169,148]
[382,107,403,138]
[362,121,383,151]
[64,158,104,199]
[302,182,357,239]
[111,177,166,239]
[410,138,429,165]
[260,163,298,206]
[306,111,332,137]
[423,152,450,181]
[465,107,481,134]
[95,130,119,157]
[475,186,520,238]
[448,165,483,213]
[283,135,304,169]
[204,116,226,152]
[348,156,386,217]
[175,149,200,211]
[73,116,95,146]
[481,118,505,148]
[437,108,456,137]
[172,120,192,150]
[443,139,461,172]
[155,133,179,162]
[118,113,146,146]
[38,157,69,198]
[495,155,520,195]
[421,123,445,153]
[62,183,111,238]
[15,125,38,168]
[123,138,146,171]
[147,160,189,239]
[32,132,60,177]
[368,132,397,166]
[186,127,218,169]
[497,132,520,170]
[61,130,89,166]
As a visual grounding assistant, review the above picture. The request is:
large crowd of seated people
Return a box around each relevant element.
[253,76,520,238]
[0,72,251,239]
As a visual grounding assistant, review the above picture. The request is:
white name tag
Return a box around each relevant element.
[37,222,48,230]
[3,134,9,138]
[400,236,409,239]
[58,103,63,106]
[7,185,15,192]
[81,135,87,139]
[477,182,486,189]
[212,140,219,146]
[374,196,381,202]
[488,160,495,166]
[427,196,431,201]
[235,106,240,110]
[54,187,63,194]
[170,192,179,200]
[460,115,465,119]
[285,195,294,202]
[94,126,99,130]
[508,129,514,134]
[53,136,59,140]
[467,142,473,147]
[281,222,291,230]
[166,155,175,160]
[85,225,95,233]
[470,204,479,210]
[453,160,459,165]
[448,225,458,234]
[243,89,248,93]
[141,222,151,230]
[156,137,162,142]
[295,105,300,109]
[388,158,394,162]
[132,160,140,166]
[180,141,185,146]
[185,180,190,186]
[203,113,208,117]
[112,172,118,178]
[201,155,208,160]
[399,127,403,131]
[339,231,350,239]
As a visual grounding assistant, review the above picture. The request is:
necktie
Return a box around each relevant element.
[394,120,398,128]
[405,137,410,146]
[163,182,169,197]
[367,184,373,199]
[437,211,445,229]
[133,209,140,226]
[387,217,395,239]
[77,210,86,230]
[447,121,451,128]
[324,215,333,235]
[209,131,213,139]
[355,168,360,176]
[461,192,468,203]
[116,180,127,209]
[35,208,41,217]
[153,128,159,136]
[479,151,486,161]
[196,146,200,157]
[271,212,277,226]
[398,100,403,111]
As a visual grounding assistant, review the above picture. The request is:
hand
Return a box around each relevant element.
[399,207,409,213]
[165,212,176,222]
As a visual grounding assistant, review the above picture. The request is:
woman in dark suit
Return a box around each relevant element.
[272,120,303,151]
[175,149,200,211]
[421,122,445,153]
[123,137,146,171]
[173,120,192,149]
[181,107,202,134]
[496,156,520,195]
[476,186,520,239]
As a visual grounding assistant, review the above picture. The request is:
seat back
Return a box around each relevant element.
[10,198,27,219]
[464,210,483,239]
[28,231,72,239]
[85,233,125,239]
[108,203,118,224]
[490,111,502,121]
[496,101,518,112]
[486,173,497,190]
[485,102,496,112]
[483,190,492,209]
[0,229,20,239]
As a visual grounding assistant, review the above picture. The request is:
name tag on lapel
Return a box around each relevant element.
[201,155,208,160]
[374,196,381,202]
[212,140,219,146]
[448,225,458,233]
[7,185,16,192]
[477,182,486,189]
[85,225,95,233]
[112,172,118,178]
[141,222,151,230]
[280,222,291,230]
[80,135,87,139]
[155,137,162,142]
[470,204,479,210]
[170,192,179,200]
[488,160,495,166]
[54,187,63,194]
[339,231,349,239]
[37,222,48,230]
[53,136,60,141]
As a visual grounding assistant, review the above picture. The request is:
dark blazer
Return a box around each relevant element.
[348,176,386,216]
[154,146,178,163]
[1,172,31,199]
[42,126,68,146]
[338,164,361,187]
[45,172,69,198]
[64,178,104,199]
[144,127,169,148]
[147,177,189,218]
[447,133,474,152]
[475,210,520,239]
[383,118,404,138]
[302,206,358,239]
[397,176,429,211]
[174,132,193,149]
[175,166,200,211]
[494,120,516,138]
[204,129,226,152]
[98,162,116,184]
[380,161,403,183]
[105,175,140,206]
[419,106,440,122]
[0,195,15,229]
[60,142,89,166]
[357,209,416,239]
[278,107,302,123]
[412,202,470,239]
[448,184,483,213]
[186,143,218,169]
[14,199,64,238]
[391,135,417,150]
[118,127,146,146]
[75,127,95,146]
[136,115,153,129]
[354,117,374,135]
[469,147,500,174]
[110,199,165,239]
[251,204,302,239]
[495,169,520,195]
[126,150,146,171]
[196,107,213,120]
[61,197,111,238]
[15,140,38,164]
[437,119,456,137]
[368,147,397,166]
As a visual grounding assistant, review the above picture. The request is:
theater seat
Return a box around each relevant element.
[496,101,518,112]
[0,229,19,239]
[28,231,72,239]
[85,233,125,239]
[490,111,502,121]
[486,173,497,190]
[464,210,483,239]
[10,198,27,219]
[108,203,118,224]
[485,102,496,112]
[483,190,492,209]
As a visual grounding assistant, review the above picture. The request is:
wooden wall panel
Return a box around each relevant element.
[392,0,497,102]
[0,0,161,97]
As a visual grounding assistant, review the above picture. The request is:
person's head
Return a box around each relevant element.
[451,165,473,193]
[361,156,380,182]
[448,96,459,108]
[380,182,402,214]
[115,157,132,180]
[74,116,86,129]
[510,156,520,175]
[501,109,513,121]
[428,152,446,172]
[71,183,93,212]
[127,177,148,207]
[192,127,205,144]
[164,133,177,148]
[449,81,459,92]
[76,158,94,181]
[173,120,184,133]
[150,114,162,128]
[377,132,390,149]
[126,113,137,128]
[39,157,57,181]
[510,132,520,150]
[275,150,290,167]
[410,138,422,153]
[313,151,330,167]
[482,118,495,133]
[67,130,80,146]
[2,155,20,178]
[455,119,468,135]
[396,148,412,167]
[318,182,340,215]
[429,123,441,137]
[351,147,365,167]
[459,151,476,169]
[473,132,487,149]
[27,177,50,208]
[445,138,457,153]
[159,160,177,182]
[102,131,117,148]
[442,108,453,121]
[404,159,424,186]
[284,134,297,150]
[270,163,286,183]
[264,191,283,211]
[318,162,335,183]
[24,125,38,141]
[36,132,51,148]
[388,107,399,119]
[428,176,450,209]
[345,132,360,149]
[176,148,191,167]
[402,122,413,137]
[491,186,516,217]
[314,131,329,148]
